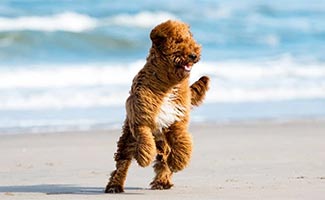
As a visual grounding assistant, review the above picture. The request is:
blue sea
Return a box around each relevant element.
[1,0,325,134]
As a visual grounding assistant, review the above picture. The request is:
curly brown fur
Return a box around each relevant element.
[105,20,210,193]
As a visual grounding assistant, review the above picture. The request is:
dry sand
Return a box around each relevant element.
[1,120,325,200]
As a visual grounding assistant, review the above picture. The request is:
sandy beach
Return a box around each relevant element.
[1,120,325,200]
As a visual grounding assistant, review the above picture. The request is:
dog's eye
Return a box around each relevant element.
[175,38,183,44]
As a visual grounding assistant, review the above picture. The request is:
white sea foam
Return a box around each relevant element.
[0,89,128,110]
[194,57,325,103]
[0,61,143,89]
[0,11,178,32]
[0,12,98,32]
[0,57,325,110]
[106,11,178,28]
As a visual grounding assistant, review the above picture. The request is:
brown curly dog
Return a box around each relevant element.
[105,20,210,193]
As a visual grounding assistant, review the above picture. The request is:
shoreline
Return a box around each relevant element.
[1,120,325,199]
[2,98,325,136]
[1,117,325,136]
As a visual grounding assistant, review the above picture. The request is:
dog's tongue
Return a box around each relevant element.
[184,65,192,72]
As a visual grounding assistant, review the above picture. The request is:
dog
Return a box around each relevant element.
[105,20,210,193]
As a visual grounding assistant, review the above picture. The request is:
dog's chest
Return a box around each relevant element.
[155,88,186,130]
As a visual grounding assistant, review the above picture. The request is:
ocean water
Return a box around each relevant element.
[1,0,325,133]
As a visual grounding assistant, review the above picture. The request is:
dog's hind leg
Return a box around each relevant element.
[150,133,173,189]
[190,76,210,107]
[105,121,136,193]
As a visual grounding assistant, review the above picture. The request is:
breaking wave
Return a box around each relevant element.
[0,11,177,32]
[1,56,325,110]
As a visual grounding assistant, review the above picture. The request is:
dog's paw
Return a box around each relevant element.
[167,147,192,172]
[199,76,210,86]
[167,151,190,172]
[197,76,210,92]
[105,184,124,193]
[150,180,173,190]
[135,135,156,167]
[190,76,210,106]
[166,133,192,172]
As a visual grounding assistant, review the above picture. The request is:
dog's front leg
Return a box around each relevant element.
[165,122,193,172]
[133,126,156,167]
[190,76,210,106]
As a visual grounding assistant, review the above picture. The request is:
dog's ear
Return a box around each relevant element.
[150,27,167,49]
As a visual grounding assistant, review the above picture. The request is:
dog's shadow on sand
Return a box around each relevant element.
[0,184,145,195]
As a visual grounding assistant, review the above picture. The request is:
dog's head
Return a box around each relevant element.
[150,20,201,79]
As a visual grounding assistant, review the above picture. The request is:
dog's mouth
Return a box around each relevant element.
[183,64,192,72]
[175,63,193,75]
[174,62,194,79]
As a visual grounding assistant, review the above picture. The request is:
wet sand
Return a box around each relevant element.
[1,120,325,199]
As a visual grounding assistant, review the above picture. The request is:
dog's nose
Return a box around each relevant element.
[188,53,197,60]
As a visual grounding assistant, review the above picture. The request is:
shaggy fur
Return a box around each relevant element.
[105,20,210,193]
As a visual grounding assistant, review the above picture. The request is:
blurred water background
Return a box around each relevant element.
[0,0,325,133]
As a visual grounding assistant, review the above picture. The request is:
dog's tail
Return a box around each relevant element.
[190,76,210,107]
